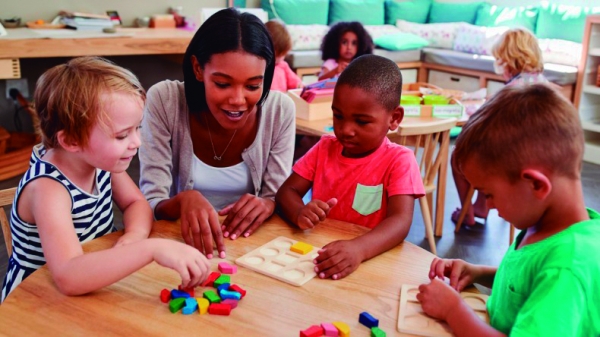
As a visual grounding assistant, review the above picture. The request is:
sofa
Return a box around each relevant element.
[263,0,597,101]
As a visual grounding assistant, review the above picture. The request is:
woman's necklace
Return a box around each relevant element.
[204,114,237,161]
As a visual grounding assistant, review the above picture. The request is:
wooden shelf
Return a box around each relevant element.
[590,48,600,57]
[583,85,600,95]
[582,120,600,133]
[583,141,600,165]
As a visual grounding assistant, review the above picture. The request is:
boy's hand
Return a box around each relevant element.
[151,239,211,289]
[297,198,337,230]
[429,258,476,292]
[179,190,226,259]
[219,194,275,240]
[417,278,463,320]
[313,239,361,280]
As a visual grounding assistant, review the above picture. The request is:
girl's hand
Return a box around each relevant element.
[179,190,225,259]
[429,258,477,292]
[113,231,148,248]
[151,239,211,289]
[297,198,337,230]
[219,194,275,240]
[337,61,349,74]
[313,239,361,280]
[417,278,463,320]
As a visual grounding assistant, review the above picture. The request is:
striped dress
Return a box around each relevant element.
[1,144,115,302]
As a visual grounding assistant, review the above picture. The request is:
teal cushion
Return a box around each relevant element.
[428,1,482,24]
[475,4,539,32]
[536,3,600,43]
[329,0,385,25]
[385,0,432,24]
[261,0,329,25]
[374,32,430,50]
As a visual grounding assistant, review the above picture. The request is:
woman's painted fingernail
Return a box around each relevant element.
[230,234,237,240]
[221,226,225,230]
[333,274,339,280]
[206,254,213,259]
[219,251,226,258]
[223,232,229,237]
[319,272,325,278]
[244,232,250,237]
[314,266,319,272]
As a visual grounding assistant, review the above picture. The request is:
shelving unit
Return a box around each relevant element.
[575,15,600,165]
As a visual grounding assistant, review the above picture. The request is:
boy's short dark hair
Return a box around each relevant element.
[336,54,402,111]
[454,84,584,181]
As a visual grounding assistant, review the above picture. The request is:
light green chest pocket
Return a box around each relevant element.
[352,183,383,216]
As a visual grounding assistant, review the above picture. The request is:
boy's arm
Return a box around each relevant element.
[111,171,153,245]
[275,172,312,226]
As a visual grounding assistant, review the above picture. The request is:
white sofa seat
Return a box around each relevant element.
[285,48,422,69]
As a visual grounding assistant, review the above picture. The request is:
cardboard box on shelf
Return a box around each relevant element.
[288,89,332,121]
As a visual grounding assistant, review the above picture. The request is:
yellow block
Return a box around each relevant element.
[197,297,209,315]
[290,241,313,255]
[333,321,350,337]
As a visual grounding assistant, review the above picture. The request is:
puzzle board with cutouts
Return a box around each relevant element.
[397,284,490,336]
[235,236,320,286]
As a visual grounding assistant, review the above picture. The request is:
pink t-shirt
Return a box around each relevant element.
[320,58,338,77]
[293,135,425,228]
[270,60,302,92]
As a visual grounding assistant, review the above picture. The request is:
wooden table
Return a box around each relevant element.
[0,215,435,336]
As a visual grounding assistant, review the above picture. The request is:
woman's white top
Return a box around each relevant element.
[192,155,254,210]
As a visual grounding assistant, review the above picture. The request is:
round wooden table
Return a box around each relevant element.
[0,215,435,336]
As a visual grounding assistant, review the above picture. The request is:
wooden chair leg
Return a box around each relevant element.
[419,197,437,255]
[509,223,515,246]
[455,185,476,233]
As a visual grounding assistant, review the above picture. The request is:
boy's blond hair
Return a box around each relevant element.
[34,56,145,149]
[454,84,583,181]
[265,19,292,58]
[492,28,543,77]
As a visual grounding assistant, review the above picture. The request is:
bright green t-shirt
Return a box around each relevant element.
[487,208,600,336]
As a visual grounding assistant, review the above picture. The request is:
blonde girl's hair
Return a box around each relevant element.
[265,19,293,58]
[492,27,544,77]
[34,56,145,149]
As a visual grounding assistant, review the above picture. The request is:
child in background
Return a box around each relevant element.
[452,27,548,227]
[418,84,600,336]
[265,19,303,92]
[276,55,424,280]
[1,57,210,302]
[318,21,374,80]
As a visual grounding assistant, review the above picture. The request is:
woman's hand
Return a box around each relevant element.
[178,190,226,259]
[219,194,275,239]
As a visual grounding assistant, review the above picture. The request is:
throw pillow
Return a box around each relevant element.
[475,3,539,32]
[329,0,385,25]
[538,38,582,67]
[365,24,402,40]
[396,19,460,49]
[536,2,600,43]
[374,32,430,51]
[428,1,482,24]
[453,23,508,55]
[261,0,329,25]
[385,0,432,25]
[287,24,329,51]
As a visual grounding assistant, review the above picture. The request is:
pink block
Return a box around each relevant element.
[221,299,239,309]
[218,262,237,274]
[321,323,339,336]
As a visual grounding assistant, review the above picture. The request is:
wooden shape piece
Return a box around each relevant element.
[300,325,324,337]
[160,288,171,303]
[218,262,237,274]
[359,311,379,328]
[371,326,386,337]
[197,298,210,315]
[332,321,350,337]
[214,275,231,288]
[203,290,221,304]
[202,272,221,287]
[169,297,186,313]
[221,299,239,309]
[290,241,313,255]
[229,284,246,298]
[182,298,198,315]
[208,303,232,316]
[321,323,338,336]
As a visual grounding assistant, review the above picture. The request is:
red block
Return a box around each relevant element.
[178,285,195,297]
[160,288,171,303]
[229,284,246,298]
[202,272,221,287]
[208,303,232,316]
[300,325,324,337]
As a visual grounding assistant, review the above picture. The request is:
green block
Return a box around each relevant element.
[371,327,386,337]
[214,275,231,288]
[169,297,186,313]
[203,290,221,304]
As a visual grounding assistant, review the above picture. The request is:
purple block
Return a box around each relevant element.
[221,299,238,309]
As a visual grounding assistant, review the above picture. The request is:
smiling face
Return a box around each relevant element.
[339,31,358,63]
[332,84,402,158]
[192,51,266,131]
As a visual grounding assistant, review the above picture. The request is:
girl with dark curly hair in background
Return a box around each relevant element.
[318,21,374,80]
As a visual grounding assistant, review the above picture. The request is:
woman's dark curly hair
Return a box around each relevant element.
[320,21,374,61]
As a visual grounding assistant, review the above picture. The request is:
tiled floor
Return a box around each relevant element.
[1,149,599,284]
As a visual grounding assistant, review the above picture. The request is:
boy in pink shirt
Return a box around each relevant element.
[276,54,424,280]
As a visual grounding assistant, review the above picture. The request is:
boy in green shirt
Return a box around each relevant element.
[417,84,600,336]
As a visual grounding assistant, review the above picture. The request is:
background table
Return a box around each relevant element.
[0,215,435,336]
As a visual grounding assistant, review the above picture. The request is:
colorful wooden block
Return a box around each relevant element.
[160,288,171,303]
[321,323,338,336]
[332,321,350,337]
[219,289,241,300]
[203,290,221,304]
[214,275,231,288]
[229,284,246,298]
[290,241,313,255]
[217,283,231,293]
[221,299,238,309]
[359,311,379,328]
[169,297,186,313]
[218,262,237,274]
[371,327,386,337]
[197,298,209,315]
[202,272,221,287]
[182,298,198,315]
[208,303,232,315]
[178,285,195,297]
[170,289,191,299]
[300,325,323,337]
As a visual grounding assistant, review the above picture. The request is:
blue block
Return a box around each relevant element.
[359,311,379,328]
[171,289,191,299]
[217,283,231,293]
[219,289,242,300]
[182,297,198,315]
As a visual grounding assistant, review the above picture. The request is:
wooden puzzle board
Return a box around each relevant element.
[397,284,489,337]
[235,236,320,286]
